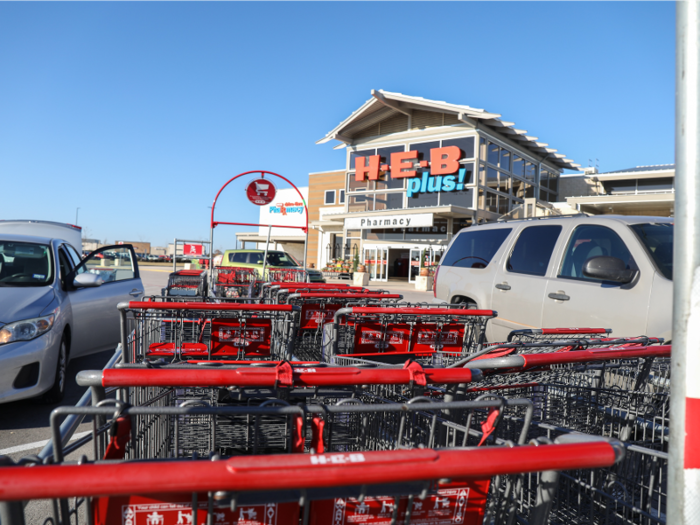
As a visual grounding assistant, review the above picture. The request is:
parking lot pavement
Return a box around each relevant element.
[139,265,174,296]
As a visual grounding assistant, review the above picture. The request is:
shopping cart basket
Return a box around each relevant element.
[118,301,300,363]
[288,292,404,361]
[213,266,259,298]
[267,268,309,283]
[163,269,208,298]
[324,305,497,364]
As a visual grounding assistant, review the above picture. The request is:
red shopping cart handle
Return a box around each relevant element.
[126,302,297,312]
[175,270,205,276]
[296,293,401,299]
[348,307,496,317]
[98,363,479,388]
[520,344,672,368]
[0,442,622,501]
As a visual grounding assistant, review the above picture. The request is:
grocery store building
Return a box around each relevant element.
[308,90,579,282]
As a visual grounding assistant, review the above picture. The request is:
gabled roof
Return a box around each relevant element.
[317,89,579,170]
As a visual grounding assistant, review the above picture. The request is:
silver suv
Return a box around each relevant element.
[434,215,673,342]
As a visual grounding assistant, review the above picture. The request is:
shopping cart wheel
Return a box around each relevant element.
[41,335,68,404]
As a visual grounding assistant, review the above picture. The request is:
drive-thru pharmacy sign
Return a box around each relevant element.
[355,145,471,198]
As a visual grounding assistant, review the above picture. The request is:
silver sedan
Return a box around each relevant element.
[0,235,143,403]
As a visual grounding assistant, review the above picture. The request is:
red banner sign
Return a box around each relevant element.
[246,179,277,206]
[183,244,203,256]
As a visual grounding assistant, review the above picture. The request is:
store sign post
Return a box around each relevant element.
[354,145,471,198]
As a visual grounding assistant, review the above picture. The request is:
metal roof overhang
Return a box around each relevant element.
[566,193,674,216]
[235,232,306,243]
[318,206,475,222]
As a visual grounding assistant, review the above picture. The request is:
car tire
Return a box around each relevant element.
[41,335,68,404]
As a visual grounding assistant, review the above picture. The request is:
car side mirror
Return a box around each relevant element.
[583,256,637,284]
[73,273,104,288]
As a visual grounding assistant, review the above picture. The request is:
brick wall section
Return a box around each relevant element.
[306,170,346,265]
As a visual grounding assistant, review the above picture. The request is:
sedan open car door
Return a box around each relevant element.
[65,244,144,357]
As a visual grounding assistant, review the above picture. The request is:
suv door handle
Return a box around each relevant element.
[495,282,511,291]
[129,289,143,296]
[548,292,570,301]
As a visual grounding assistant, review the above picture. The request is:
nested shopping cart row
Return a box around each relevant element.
[119,300,497,364]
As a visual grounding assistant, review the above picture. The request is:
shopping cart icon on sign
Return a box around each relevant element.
[255,181,271,196]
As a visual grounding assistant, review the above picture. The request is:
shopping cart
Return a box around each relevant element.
[118,301,300,362]
[507,328,613,343]
[288,292,404,361]
[324,305,497,364]
[213,266,259,298]
[0,434,625,525]
[267,268,308,283]
[163,269,208,298]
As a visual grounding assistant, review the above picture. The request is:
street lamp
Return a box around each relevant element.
[75,207,80,225]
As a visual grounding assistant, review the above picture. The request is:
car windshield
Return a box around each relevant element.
[630,222,673,280]
[266,252,299,267]
[0,241,53,286]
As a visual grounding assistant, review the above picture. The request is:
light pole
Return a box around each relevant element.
[75,207,80,225]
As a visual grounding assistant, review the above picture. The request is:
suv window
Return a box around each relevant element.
[442,228,512,269]
[630,223,673,280]
[559,225,636,281]
[249,253,264,264]
[229,252,248,264]
[507,225,561,276]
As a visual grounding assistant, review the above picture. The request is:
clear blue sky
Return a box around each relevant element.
[0,2,675,251]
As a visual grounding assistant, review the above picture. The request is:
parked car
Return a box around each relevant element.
[220,249,325,283]
[434,215,673,342]
[147,254,160,262]
[0,237,144,404]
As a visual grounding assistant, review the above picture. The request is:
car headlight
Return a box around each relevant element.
[0,314,55,345]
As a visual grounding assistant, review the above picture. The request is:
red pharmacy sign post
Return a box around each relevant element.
[209,171,309,284]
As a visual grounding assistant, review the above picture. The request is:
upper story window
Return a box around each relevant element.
[602,177,674,194]
[339,189,345,204]
[324,190,336,205]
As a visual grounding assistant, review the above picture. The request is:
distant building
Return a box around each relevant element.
[560,165,674,217]
[116,241,151,255]
[81,238,102,252]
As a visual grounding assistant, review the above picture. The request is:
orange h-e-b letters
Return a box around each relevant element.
[355,155,381,181]
[390,150,418,179]
[430,146,461,175]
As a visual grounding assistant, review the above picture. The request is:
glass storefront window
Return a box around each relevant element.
[498,196,509,215]
[452,217,471,234]
[512,178,534,199]
[524,162,537,184]
[486,167,509,194]
[348,194,370,212]
[443,137,475,159]
[349,149,376,170]
[440,163,474,206]
[408,141,440,176]
[500,149,511,172]
[512,155,525,177]
[478,164,486,185]
[487,142,500,166]
[376,146,405,190]
[407,190,438,208]
[374,192,404,210]
[348,172,370,191]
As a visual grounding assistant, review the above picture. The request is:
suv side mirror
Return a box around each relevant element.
[583,256,637,284]
[73,273,104,288]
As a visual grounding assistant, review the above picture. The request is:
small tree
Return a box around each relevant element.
[353,252,359,272]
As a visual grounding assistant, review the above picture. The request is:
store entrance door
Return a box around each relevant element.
[363,247,388,282]
[409,248,423,283]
